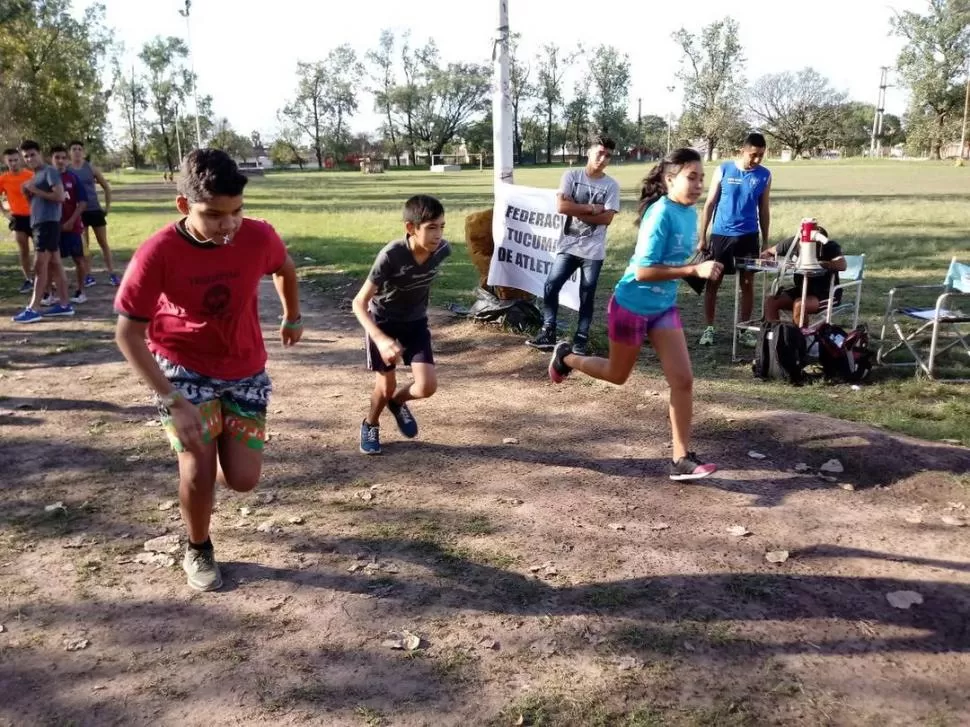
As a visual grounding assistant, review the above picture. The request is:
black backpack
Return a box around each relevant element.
[753,321,808,385]
[816,323,873,383]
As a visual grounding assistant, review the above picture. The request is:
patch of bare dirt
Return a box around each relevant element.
[1,268,969,727]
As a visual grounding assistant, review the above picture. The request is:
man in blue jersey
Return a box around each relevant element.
[697,132,771,347]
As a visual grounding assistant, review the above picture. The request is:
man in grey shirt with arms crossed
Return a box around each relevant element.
[527,133,620,355]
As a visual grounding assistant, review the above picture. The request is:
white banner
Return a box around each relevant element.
[487,183,581,311]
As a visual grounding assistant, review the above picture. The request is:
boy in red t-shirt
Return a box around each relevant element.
[114,149,303,592]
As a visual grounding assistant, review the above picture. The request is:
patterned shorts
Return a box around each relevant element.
[154,353,272,452]
[607,295,682,347]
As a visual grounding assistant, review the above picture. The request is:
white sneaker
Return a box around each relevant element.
[183,546,223,591]
[70,291,88,304]
[40,293,55,307]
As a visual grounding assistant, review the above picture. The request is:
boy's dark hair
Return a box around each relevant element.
[177,148,248,202]
[589,133,616,151]
[743,132,767,149]
[403,194,445,226]
[50,144,68,155]
[19,140,40,153]
[635,147,702,222]
[2,148,18,157]
[68,140,85,149]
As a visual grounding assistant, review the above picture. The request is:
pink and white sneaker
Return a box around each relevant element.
[669,452,717,481]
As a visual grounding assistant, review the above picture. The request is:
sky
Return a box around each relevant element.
[82,0,926,141]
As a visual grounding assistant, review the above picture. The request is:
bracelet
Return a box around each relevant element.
[282,316,303,330]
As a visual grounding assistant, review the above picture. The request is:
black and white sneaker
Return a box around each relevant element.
[572,335,590,356]
[548,341,573,384]
[526,327,557,351]
[669,452,718,481]
[387,400,418,438]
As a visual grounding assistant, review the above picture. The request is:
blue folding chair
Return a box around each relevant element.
[877,257,970,381]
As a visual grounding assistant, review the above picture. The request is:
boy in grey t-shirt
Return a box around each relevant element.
[351,195,451,455]
[12,140,74,324]
[526,133,620,355]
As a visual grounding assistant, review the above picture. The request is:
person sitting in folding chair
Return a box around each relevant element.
[761,225,846,325]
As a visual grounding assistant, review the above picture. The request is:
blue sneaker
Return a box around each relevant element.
[387,400,418,438]
[359,420,381,455]
[18,279,33,294]
[44,304,75,318]
[109,273,121,286]
[83,274,96,288]
[12,308,42,324]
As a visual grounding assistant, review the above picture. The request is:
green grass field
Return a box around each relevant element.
[3,159,968,443]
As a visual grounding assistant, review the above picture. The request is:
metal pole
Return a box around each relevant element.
[174,104,183,161]
[666,85,675,154]
[492,0,513,184]
[961,58,970,160]
[636,97,642,160]
[180,0,203,148]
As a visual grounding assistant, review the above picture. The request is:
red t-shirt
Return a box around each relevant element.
[114,218,288,379]
[60,171,85,233]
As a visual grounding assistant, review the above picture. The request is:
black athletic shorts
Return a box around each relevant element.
[9,215,31,234]
[32,221,60,253]
[81,209,107,229]
[709,232,761,275]
[365,318,435,373]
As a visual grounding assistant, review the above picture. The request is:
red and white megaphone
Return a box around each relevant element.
[797,217,825,273]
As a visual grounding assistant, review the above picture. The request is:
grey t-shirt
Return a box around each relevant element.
[71,161,101,211]
[29,164,62,226]
[557,168,621,261]
[367,238,452,323]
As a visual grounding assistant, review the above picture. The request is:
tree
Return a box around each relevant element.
[508,33,533,164]
[272,112,305,170]
[140,36,194,172]
[388,41,490,159]
[673,17,747,160]
[0,0,112,151]
[639,114,669,158]
[535,44,577,164]
[891,0,970,158]
[250,131,264,157]
[320,45,364,157]
[902,84,965,156]
[283,61,326,168]
[564,84,593,162]
[390,32,431,164]
[112,55,147,167]
[411,60,490,156]
[748,68,847,158]
[209,118,254,161]
[588,45,631,138]
[463,115,493,156]
[283,45,364,168]
[825,101,906,155]
[520,111,545,163]
[367,29,402,165]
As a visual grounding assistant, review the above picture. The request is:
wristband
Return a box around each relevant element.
[282,315,303,330]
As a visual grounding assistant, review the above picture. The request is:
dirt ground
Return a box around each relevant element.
[1,256,970,727]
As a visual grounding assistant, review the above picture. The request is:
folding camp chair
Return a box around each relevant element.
[808,253,866,329]
[877,257,970,381]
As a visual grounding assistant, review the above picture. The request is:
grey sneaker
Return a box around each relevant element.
[183,546,223,591]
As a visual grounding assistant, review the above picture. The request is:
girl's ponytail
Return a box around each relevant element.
[634,147,703,225]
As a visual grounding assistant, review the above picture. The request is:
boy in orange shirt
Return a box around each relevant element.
[0,148,35,293]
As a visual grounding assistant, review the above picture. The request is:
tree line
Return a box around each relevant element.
[1,0,966,166]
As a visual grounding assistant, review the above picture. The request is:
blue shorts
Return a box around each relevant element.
[59,232,84,259]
